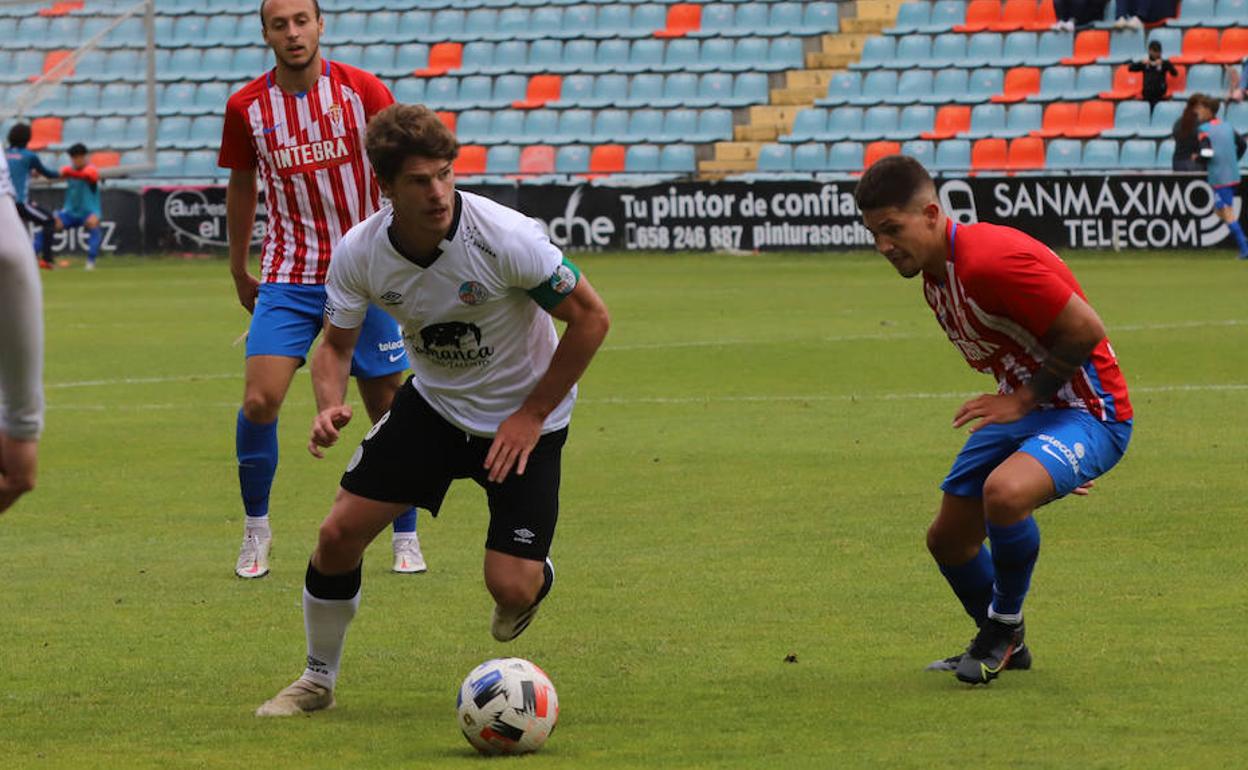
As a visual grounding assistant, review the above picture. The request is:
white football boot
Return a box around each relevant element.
[255,678,335,717]
[391,534,428,574]
[235,528,272,579]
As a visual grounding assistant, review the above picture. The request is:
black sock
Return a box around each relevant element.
[305,560,362,601]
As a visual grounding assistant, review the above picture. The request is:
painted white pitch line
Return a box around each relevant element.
[45,383,1248,412]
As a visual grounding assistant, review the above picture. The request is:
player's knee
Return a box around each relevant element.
[982,475,1032,522]
[241,391,283,423]
[316,518,363,563]
[487,573,540,610]
[926,523,976,564]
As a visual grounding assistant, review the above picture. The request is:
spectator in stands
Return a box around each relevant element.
[5,123,59,270]
[1194,95,1248,258]
[35,143,102,270]
[1128,41,1178,109]
[1113,0,1176,29]
[1227,58,1247,102]
[1051,0,1108,32]
[1172,94,1204,171]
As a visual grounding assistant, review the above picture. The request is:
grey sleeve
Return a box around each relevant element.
[0,196,45,440]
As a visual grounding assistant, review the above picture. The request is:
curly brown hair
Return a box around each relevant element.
[365,104,459,185]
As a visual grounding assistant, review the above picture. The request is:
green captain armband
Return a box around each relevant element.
[527,257,581,310]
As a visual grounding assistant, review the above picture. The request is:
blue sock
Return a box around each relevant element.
[937,545,995,626]
[33,229,44,257]
[986,517,1041,619]
[392,507,418,535]
[86,226,102,261]
[1227,221,1248,255]
[236,410,278,519]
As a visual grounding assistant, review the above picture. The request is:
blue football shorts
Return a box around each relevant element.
[245,282,408,379]
[1212,185,1236,211]
[941,408,1132,500]
[55,209,98,227]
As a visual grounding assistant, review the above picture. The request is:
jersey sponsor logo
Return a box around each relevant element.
[412,321,494,368]
[548,264,577,295]
[1038,433,1080,474]
[458,281,488,306]
[270,136,351,178]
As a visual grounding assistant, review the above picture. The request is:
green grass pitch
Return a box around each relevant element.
[4,250,1246,768]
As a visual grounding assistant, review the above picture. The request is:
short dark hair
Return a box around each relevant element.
[854,154,935,212]
[7,123,31,149]
[366,103,459,184]
[1148,40,1162,52]
[68,142,88,157]
[259,0,320,26]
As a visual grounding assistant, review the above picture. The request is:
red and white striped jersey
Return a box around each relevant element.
[218,60,393,285]
[923,220,1132,422]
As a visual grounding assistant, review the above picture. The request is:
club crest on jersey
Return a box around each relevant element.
[271,136,351,178]
[549,264,577,295]
[458,281,488,306]
[325,103,344,129]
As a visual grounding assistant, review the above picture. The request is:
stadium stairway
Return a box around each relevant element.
[698,0,901,178]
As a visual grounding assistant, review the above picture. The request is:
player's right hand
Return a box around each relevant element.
[309,405,353,458]
[233,272,260,314]
[0,435,39,514]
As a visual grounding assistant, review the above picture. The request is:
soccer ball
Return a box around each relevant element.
[456,658,559,755]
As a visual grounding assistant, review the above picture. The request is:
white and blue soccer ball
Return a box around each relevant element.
[456,657,559,755]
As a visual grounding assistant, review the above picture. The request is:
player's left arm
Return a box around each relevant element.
[308,320,363,458]
[484,272,610,484]
[954,293,1106,431]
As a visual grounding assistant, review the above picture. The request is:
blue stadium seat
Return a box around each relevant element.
[826,106,864,139]
[1030,66,1076,102]
[555,73,595,106]
[1072,65,1113,100]
[854,106,900,141]
[888,2,931,34]
[159,82,197,115]
[393,78,426,104]
[693,38,736,74]
[625,73,664,107]
[726,37,771,72]
[158,115,192,148]
[817,71,861,106]
[964,33,1003,68]
[627,109,665,142]
[553,109,593,144]
[331,13,367,41]
[692,3,735,38]
[184,150,221,179]
[1145,27,1181,58]
[456,110,492,143]
[1105,29,1146,64]
[1005,103,1043,136]
[1228,102,1248,133]
[1138,100,1183,139]
[492,74,529,107]
[167,49,204,79]
[1102,101,1151,138]
[362,45,397,76]
[1118,138,1156,168]
[1170,0,1216,26]
[232,48,266,77]
[802,2,840,33]
[924,0,967,32]
[626,143,661,172]
[793,142,827,172]
[594,38,630,72]
[664,39,701,73]
[851,36,895,70]
[1046,138,1082,169]
[496,7,530,39]
[965,103,1008,139]
[456,76,495,109]
[694,109,733,142]
[924,69,970,104]
[593,109,629,142]
[590,74,629,108]
[395,43,431,73]
[894,34,933,67]
[890,70,934,105]
[1155,139,1175,169]
[188,115,223,149]
[94,116,132,148]
[696,72,737,107]
[729,4,770,38]
[490,110,525,142]
[901,139,936,167]
[655,73,698,108]
[827,141,864,171]
[763,2,804,34]
[333,45,365,69]
[657,109,698,142]
[1000,32,1038,67]
[660,144,696,174]
[562,39,597,73]
[432,9,466,38]
[929,33,967,68]
[932,139,971,171]
[786,108,827,143]
[1081,139,1120,168]
[849,71,898,106]
[397,10,433,38]
[1211,0,1248,27]
[461,41,498,73]
[521,109,559,143]
[520,39,560,73]
[362,11,400,44]
[171,16,207,46]
[1177,65,1224,99]
[487,145,520,174]
[423,77,458,109]
[631,4,668,37]
[767,37,806,71]
[101,50,142,80]
[152,149,185,179]
[555,144,589,174]
[97,83,137,116]
[204,15,242,45]
[756,143,793,172]
[896,105,936,138]
[556,4,597,39]
[591,4,632,38]
[733,73,769,105]
[1034,31,1074,65]
[960,68,1005,104]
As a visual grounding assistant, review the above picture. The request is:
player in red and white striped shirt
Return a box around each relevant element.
[856,156,1133,686]
[218,0,423,580]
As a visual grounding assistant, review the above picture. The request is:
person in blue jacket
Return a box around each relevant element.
[1194,95,1248,259]
[5,123,59,269]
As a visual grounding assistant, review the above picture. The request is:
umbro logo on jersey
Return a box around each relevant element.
[513,528,535,544]
[380,291,403,305]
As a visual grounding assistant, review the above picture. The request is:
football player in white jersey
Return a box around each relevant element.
[257,104,610,717]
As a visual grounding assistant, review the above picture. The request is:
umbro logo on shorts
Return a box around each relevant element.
[513,528,536,545]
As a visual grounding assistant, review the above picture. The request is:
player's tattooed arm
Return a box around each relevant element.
[1021,293,1107,407]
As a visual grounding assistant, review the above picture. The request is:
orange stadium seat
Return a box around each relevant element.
[519,145,555,175]
[587,144,626,176]
[1027,0,1057,31]
[1100,65,1143,100]
[34,50,74,81]
[655,3,702,38]
[414,42,462,77]
[38,1,82,16]
[1209,29,1248,65]
[28,117,62,150]
[988,0,1039,32]
[1172,28,1220,65]
[922,105,971,139]
[863,141,901,170]
[1166,63,1187,94]
[1064,100,1115,138]
[436,111,456,133]
[1031,102,1079,137]
[971,138,1008,172]
[454,144,486,176]
[955,0,1001,32]
[1061,30,1109,65]
[992,67,1042,103]
[91,151,121,168]
[513,75,562,109]
[1007,136,1046,171]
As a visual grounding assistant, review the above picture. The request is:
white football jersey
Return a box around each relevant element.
[0,160,14,198]
[326,190,575,436]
